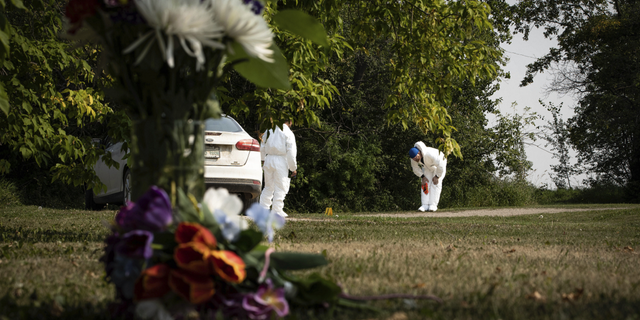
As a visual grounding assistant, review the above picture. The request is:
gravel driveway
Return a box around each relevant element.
[285,207,626,221]
[359,207,624,218]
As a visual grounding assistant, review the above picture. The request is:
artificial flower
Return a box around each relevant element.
[135,299,173,320]
[203,188,247,242]
[242,279,289,319]
[125,0,225,70]
[116,230,154,259]
[246,203,285,242]
[175,222,217,247]
[115,186,173,232]
[134,264,171,301]
[211,250,246,283]
[169,269,215,304]
[211,0,274,62]
[174,241,216,275]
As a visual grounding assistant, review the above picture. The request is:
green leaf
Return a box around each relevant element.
[152,231,178,255]
[272,10,329,47]
[284,273,342,305]
[0,13,9,64]
[174,188,202,223]
[0,82,9,116]
[270,252,328,270]
[232,229,263,253]
[228,42,291,90]
[10,0,25,9]
[199,201,218,229]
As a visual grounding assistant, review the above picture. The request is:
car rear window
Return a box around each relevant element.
[204,117,243,132]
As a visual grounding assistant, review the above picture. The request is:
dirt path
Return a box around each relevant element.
[287,207,626,221]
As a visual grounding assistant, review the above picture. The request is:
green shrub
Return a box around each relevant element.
[441,177,537,208]
[0,175,84,210]
[0,179,21,207]
[535,183,627,205]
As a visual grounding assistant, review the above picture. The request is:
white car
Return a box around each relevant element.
[203,116,262,210]
[86,115,262,210]
[85,139,130,210]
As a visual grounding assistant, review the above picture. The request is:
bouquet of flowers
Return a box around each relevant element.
[102,186,343,319]
[62,0,328,202]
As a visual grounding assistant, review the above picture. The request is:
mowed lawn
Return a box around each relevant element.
[1,205,639,319]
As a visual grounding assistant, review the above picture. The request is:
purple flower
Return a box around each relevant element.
[115,186,172,232]
[243,0,264,14]
[246,203,284,242]
[242,279,289,319]
[115,230,154,259]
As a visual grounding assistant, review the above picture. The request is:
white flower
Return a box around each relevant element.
[211,0,274,62]
[124,0,225,71]
[135,299,173,320]
[203,188,248,241]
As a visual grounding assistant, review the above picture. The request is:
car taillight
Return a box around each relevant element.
[236,139,260,152]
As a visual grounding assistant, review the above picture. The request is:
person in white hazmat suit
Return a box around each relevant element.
[409,141,447,212]
[259,120,297,217]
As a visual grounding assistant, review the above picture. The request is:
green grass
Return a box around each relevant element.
[1,205,639,319]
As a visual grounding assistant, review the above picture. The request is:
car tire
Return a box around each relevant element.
[85,188,105,211]
[242,194,259,213]
[122,168,131,205]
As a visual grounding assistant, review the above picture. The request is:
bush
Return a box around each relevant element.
[0,179,21,207]
[0,174,84,210]
[535,183,627,205]
[441,177,538,208]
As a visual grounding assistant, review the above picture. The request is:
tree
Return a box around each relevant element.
[511,0,640,199]
[0,0,127,197]
[224,0,501,158]
[539,101,579,189]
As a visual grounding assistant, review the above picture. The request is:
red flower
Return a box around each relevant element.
[169,269,215,304]
[174,242,215,275]
[175,223,217,247]
[134,264,171,301]
[211,250,246,283]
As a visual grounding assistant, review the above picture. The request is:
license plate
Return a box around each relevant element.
[205,146,220,159]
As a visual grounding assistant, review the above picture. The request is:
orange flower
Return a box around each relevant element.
[174,242,215,275]
[134,264,171,301]
[175,223,217,247]
[169,269,215,304]
[211,250,246,283]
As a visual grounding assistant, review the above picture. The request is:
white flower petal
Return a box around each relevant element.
[211,0,274,62]
[221,195,243,216]
[130,0,225,70]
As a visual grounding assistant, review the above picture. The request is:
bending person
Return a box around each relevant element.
[260,120,297,217]
[409,141,447,212]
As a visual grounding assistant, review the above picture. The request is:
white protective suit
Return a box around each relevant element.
[411,141,447,212]
[259,124,297,217]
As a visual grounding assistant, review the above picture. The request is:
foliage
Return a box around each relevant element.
[539,101,581,189]
[225,0,501,158]
[534,182,627,204]
[511,0,640,200]
[0,0,129,193]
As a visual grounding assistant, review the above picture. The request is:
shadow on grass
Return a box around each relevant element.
[0,225,107,244]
